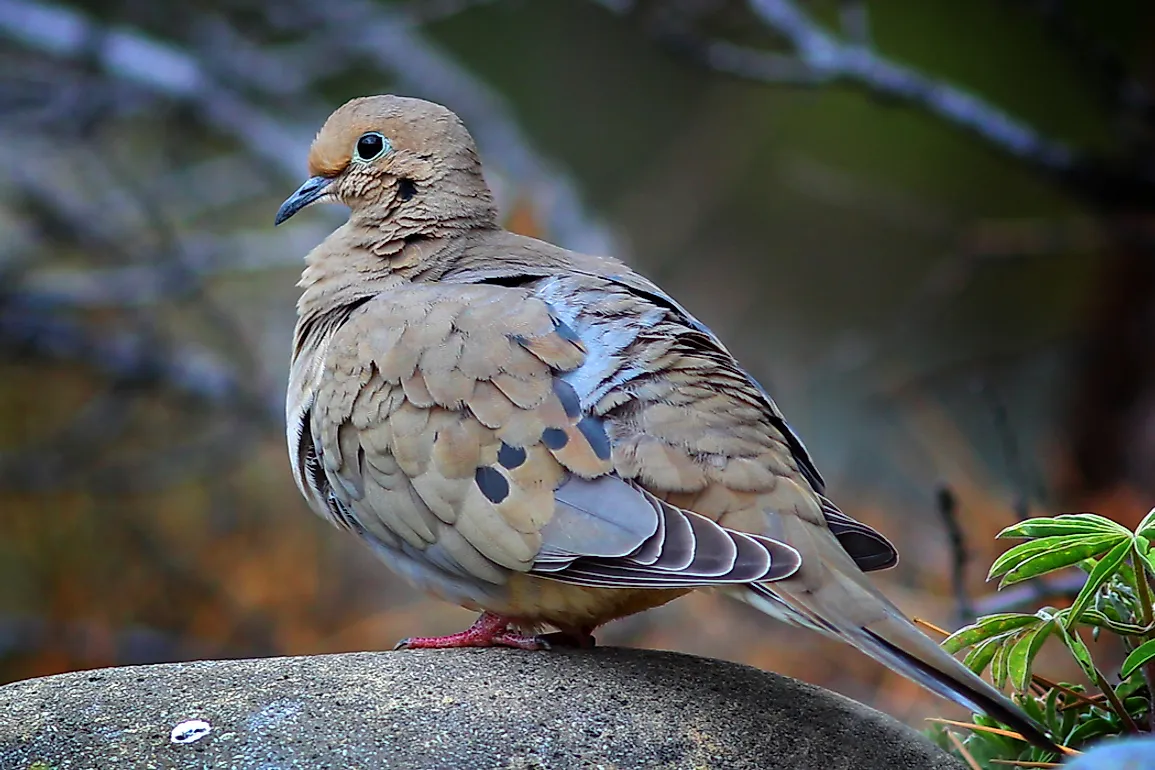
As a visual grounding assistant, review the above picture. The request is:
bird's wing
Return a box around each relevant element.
[442,250,897,574]
[552,260,897,572]
[294,281,799,590]
[522,266,1050,749]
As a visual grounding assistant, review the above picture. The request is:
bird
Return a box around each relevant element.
[276,94,1060,753]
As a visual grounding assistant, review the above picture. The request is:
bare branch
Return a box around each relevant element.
[935,484,975,624]
[744,0,1075,173]
[645,0,1155,208]
[0,296,277,422]
[0,0,617,254]
[975,379,1048,519]
[0,0,315,176]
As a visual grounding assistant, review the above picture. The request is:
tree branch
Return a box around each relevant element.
[935,484,975,624]
[647,0,1155,209]
[0,0,616,252]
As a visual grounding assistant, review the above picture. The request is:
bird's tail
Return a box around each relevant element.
[736,520,1061,754]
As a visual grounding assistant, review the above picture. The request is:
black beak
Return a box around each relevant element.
[274,175,333,225]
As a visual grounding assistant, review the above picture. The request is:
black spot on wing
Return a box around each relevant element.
[540,302,582,345]
[553,317,581,344]
[498,442,527,469]
[577,416,612,460]
[553,379,582,418]
[475,466,510,504]
[542,428,569,449]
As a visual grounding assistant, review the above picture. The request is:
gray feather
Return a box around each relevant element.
[534,482,801,588]
[540,475,660,560]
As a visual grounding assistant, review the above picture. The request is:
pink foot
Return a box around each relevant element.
[394,612,549,651]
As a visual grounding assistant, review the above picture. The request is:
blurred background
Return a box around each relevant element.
[2,0,1153,729]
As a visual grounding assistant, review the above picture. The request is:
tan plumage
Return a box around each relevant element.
[277,94,1058,752]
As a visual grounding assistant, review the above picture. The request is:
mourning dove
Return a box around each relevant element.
[276,95,1058,752]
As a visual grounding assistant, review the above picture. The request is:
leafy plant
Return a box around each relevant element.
[927,510,1155,767]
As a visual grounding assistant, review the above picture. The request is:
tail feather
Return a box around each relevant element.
[861,624,1058,751]
[738,523,1062,755]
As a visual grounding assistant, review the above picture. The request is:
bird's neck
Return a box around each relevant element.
[291,223,481,360]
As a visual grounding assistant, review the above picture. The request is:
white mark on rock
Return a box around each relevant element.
[170,718,211,744]
[247,699,301,732]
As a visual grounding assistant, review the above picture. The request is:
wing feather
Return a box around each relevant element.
[301,280,805,595]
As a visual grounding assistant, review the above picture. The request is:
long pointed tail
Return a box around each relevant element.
[739,525,1061,754]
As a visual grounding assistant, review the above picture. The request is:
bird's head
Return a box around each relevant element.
[274,94,497,231]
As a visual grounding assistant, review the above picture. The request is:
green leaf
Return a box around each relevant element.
[1136,536,1155,581]
[1139,538,1155,579]
[999,533,1129,588]
[1007,621,1054,691]
[989,535,1083,580]
[1055,622,1098,682]
[1020,692,1046,724]
[1137,508,1155,538]
[1058,695,1079,738]
[1095,589,1136,631]
[1120,637,1155,678]
[963,635,1005,676]
[941,613,1038,653]
[1117,675,1149,698]
[1077,609,1149,636]
[1065,537,1135,628]
[1101,558,1137,589]
[998,514,1129,540]
[1065,715,1118,747]
[991,637,1011,690]
[1044,687,1060,731]
[1123,695,1151,716]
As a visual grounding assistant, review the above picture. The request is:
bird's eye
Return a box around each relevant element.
[354,132,390,162]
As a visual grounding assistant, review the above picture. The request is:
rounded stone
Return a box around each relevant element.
[0,647,965,769]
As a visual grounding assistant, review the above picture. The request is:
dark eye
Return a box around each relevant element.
[355,132,389,161]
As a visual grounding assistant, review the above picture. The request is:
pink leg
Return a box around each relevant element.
[394,612,549,651]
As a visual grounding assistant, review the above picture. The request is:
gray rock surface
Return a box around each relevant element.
[0,647,964,769]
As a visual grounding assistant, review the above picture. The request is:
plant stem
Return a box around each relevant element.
[1095,670,1142,733]
[1135,553,1154,627]
[1131,552,1155,731]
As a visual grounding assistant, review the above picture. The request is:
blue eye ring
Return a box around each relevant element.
[354,132,390,162]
